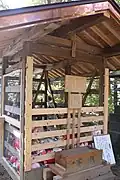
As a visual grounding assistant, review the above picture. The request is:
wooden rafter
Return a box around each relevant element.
[51,13,109,37]
[3,23,61,57]
[104,43,120,57]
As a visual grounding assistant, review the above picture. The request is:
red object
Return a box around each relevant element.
[10,156,17,164]
[13,139,20,150]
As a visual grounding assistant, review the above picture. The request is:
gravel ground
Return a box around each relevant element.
[0,164,12,180]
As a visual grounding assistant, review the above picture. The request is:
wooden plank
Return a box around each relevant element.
[20,59,26,180]
[3,115,20,128]
[71,34,76,58]
[77,109,81,146]
[103,68,109,134]
[4,141,19,158]
[1,157,20,180]
[5,123,20,138]
[5,62,22,74]
[31,136,93,162]
[5,105,20,115]
[24,56,33,171]
[32,107,103,115]
[72,109,76,148]
[32,108,67,115]
[0,117,4,158]
[66,108,71,150]
[5,85,20,93]
[32,125,103,139]
[65,75,86,93]
[32,116,104,127]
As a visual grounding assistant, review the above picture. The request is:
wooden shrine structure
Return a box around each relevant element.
[0,0,119,180]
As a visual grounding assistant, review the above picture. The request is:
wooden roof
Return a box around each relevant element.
[0,0,120,77]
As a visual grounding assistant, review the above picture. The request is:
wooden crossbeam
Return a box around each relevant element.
[25,41,102,64]
[104,43,120,57]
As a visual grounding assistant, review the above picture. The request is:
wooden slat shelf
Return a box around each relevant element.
[32,106,103,115]
[1,157,20,180]
[5,105,20,115]
[32,116,103,128]
[31,136,93,163]
[5,85,20,93]
[4,141,19,158]
[32,125,103,139]
[32,135,93,152]
[3,115,20,128]
[5,123,20,138]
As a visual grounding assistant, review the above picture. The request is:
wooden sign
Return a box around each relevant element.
[68,93,82,108]
[65,75,86,93]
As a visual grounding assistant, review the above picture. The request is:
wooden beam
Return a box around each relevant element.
[51,13,109,37]
[24,56,33,171]
[103,43,120,57]
[25,41,102,64]
[35,35,102,55]
[3,23,61,57]
[20,59,26,180]
[103,68,109,134]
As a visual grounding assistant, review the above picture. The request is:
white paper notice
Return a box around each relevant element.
[94,134,115,165]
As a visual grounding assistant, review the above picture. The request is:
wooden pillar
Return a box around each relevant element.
[20,58,26,180]
[1,57,8,115]
[45,70,48,108]
[99,72,104,106]
[103,68,109,134]
[99,61,104,106]
[24,56,33,171]
[114,78,117,109]
[65,65,71,107]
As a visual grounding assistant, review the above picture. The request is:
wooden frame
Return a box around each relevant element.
[0,56,109,180]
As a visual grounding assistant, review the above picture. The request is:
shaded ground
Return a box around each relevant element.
[0,163,120,180]
[0,163,12,180]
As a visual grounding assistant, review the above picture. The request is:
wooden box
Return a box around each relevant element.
[65,75,86,93]
[55,147,102,173]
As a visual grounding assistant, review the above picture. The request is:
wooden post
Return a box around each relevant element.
[103,68,109,134]
[24,56,33,171]
[20,58,26,180]
[45,70,48,108]
[1,57,8,115]
[65,65,71,107]
[99,63,104,106]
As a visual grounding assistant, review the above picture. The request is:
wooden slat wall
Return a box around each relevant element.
[31,106,104,163]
